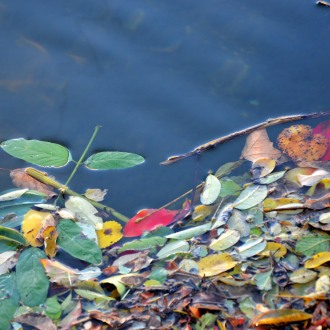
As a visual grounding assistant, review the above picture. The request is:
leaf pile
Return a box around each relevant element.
[0,121,330,329]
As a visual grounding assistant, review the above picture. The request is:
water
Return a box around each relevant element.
[0,0,330,217]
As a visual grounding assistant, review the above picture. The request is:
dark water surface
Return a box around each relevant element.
[1,1,330,216]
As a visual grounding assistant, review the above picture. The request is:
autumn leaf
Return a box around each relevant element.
[313,119,330,160]
[123,208,179,237]
[241,129,282,162]
[10,168,56,198]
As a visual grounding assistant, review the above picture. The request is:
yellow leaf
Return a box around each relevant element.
[21,210,51,247]
[198,253,238,277]
[44,226,58,258]
[252,309,312,326]
[252,158,276,178]
[305,251,330,269]
[258,242,287,258]
[96,221,123,248]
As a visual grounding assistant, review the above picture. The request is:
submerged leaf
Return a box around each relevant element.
[84,151,145,169]
[2,139,71,167]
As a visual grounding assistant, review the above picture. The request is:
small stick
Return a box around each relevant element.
[25,167,130,223]
[161,111,330,165]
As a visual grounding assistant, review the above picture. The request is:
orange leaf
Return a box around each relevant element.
[241,129,282,162]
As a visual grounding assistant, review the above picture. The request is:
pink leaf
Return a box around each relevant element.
[313,120,330,160]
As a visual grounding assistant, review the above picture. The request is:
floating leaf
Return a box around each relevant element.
[258,170,286,184]
[57,219,102,265]
[278,125,328,162]
[96,221,122,248]
[21,209,52,247]
[295,235,330,257]
[0,273,20,330]
[200,174,221,205]
[0,226,26,247]
[0,251,18,275]
[313,119,330,160]
[100,274,141,298]
[84,151,145,170]
[74,289,114,302]
[209,229,240,251]
[235,238,266,259]
[289,268,318,284]
[297,169,330,186]
[1,139,71,167]
[43,226,58,258]
[198,253,238,277]
[251,158,276,179]
[214,160,244,178]
[219,179,241,198]
[65,196,103,230]
[84,188,107,202]
[45,296,62,320]
[252,309,312,327]
[165,223,211,240]
[258,242,287,258]
[118,236,167,253]
[0,188,28,201]
[284,167,317,187]
[10,168,56,198]
[315,274,330,293]
[16,247,49,306]
[156,240,189,259]
[123,208,178,237]
[255,269,273,291]
[241,129,282,162]
[233,184,267,210]
[304,251,330,269]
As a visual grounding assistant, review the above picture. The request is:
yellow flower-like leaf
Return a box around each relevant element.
[198,253,238,277]
[96,221,122,248]
[21,210,51,247]
[44,226,59,258]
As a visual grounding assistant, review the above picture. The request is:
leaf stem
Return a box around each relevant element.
[65,125,101,186]
[25,167,130,223]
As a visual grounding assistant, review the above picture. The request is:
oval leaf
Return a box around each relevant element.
[1,139,71,167]
[198,253,238,277]
[200,174,221,205]
[233,184,267,210]
[16,247,49,306]
[156,240,189,259]
[84,151,145,170]
[304,251,330,269]
[209,229,240,251]
[57,220,102,265]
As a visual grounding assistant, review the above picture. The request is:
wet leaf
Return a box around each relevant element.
[290,268,318,284]
[165,223,211,240]
[251,158,276,179]
[233,184,267,210]
[0,226,26,247]
[304,251,330,268]
[10,168,56,197]
[1,139,71,167]
[13,313,57,330]
[252,309,312,326]
[313,119,330,160]
[84,151,145,169]
[156,240,189,259]
[57,219,102,264]
[84,188,108,202]
[241,129,282,162]
[284,167,317,187]
[297,169,330,186]
[0,188,28,201]
[198,253,238,277]
[96,221,122,248]
[209,229,240,251]
[0,251,18,275]
[118,236,167,253]
[295,235,330,257]
[43,226,58,258]
[45,296,62,320]
[100,273,140,298]
[123,208,178,237]
[58,300,81,330]
[65,196,103,230]
[219,178,241,197]
[255,269,273,291]
[200,174,221,205]
[258,170,286,184]
[75,289,114,302]
[16,247,49,306]
[214,160,244,177]
[258,242,287,258]
[315,274,330,292]
[235,237,267,259]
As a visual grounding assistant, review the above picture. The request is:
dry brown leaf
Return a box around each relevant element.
[10,168,56,198]
[241,129,282,162]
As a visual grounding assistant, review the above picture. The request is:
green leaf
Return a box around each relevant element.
[156,240,189,259]
[255,269,273,291]
[214,160,244,178]
[235,237,266,259]
[165,223,211,240]
[219,178,241,197]
[258,170,286,184]
[84,151,145,170]
[0,226,26,246]
[1,138,71,167]
[209,229,240,251]
[45,296,62,320]
[16,247,49,306]
[295,235,330,257]
[0,273,19,330]
[200,174,221,205]
[118,236,167,253]
[233,184,267,210]
[57,220,102,264]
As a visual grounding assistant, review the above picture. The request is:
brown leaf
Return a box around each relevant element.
[59,300,82,330]
[14,314,57,330]
[241,129,282,162]
[10,168,56,198]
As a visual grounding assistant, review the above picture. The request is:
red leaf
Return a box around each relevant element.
[123,208,179,237]
[313,120,330,160]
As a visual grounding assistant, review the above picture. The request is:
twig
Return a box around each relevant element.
[161,111,330,165]
[25,167,130,223]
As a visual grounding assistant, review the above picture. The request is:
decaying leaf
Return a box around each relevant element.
[305,251,330,269]
[96,221,123,248]
[10,168,56,198]
[241,129,282,162]
[198,253,238,277]
[200,173,221,205]
[84,188,108,202]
